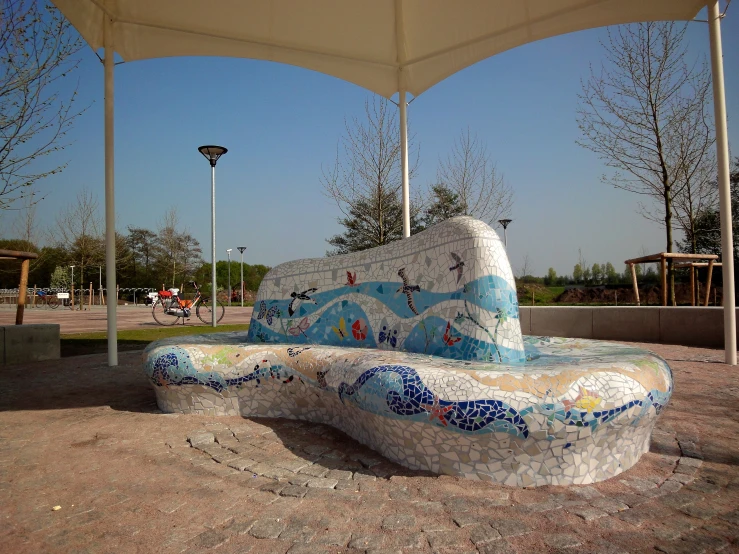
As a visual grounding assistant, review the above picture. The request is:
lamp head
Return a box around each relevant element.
[498,219,513,229]
[237,247,246,254]
[198,145,228,167]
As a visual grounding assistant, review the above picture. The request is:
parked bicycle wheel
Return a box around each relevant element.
[196,300,225,325]
[152,299,181,326]
[48,296,60,309]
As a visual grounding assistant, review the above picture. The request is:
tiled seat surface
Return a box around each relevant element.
[143,217,672,486]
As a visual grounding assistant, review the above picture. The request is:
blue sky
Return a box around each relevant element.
[6,9,739,279]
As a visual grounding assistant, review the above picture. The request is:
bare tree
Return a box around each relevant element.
[322,97,422,254]
[52,187,103,306]
[155,208,202,286]
[11,191,38,243]
[435,128,513,225]
[518,254,533,279]
[638,244,650,275]
[157,208,181,287]
[577,21,714,304]
[577,248,592,284]
[178,232,203,286]
[1,0,85,209]
[672,104,717,253]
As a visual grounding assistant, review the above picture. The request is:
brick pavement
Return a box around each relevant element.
[0,342,737,553]
[0,305,253,334]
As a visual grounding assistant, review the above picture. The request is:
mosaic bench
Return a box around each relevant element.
[143,217,673,486]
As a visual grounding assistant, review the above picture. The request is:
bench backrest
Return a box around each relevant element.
[247,216,525,363]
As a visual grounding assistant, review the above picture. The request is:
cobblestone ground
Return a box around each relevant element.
[0,343,737,554]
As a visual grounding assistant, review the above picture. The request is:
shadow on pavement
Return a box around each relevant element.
[0,351,159,414]
[61,340,151,358]
[236,416,430,481]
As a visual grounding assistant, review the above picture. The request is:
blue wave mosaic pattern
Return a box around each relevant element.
[142,217,674,486]
[246,278,524,363]
[248,218,526,363]
[145,339,671,441]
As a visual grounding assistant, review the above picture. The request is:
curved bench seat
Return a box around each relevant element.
[143,333,672,486]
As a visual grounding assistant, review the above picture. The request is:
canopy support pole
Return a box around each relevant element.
[708,0,736,365]
[399,89,410,238]
[395,0,410,239]
[104,16,118,366]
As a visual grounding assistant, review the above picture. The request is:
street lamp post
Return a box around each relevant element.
[237,246,246,308]
[226,248,233,306]
[498,219,513,248]
[198,145,228,327]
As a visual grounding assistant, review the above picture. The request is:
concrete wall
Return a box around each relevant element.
[519,307,738,348]
[1,324,60,365]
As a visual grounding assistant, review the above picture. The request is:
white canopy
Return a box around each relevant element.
[50,0,735,367]
[55,0,705,98]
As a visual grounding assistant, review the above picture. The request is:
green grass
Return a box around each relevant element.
[61,324,250,357]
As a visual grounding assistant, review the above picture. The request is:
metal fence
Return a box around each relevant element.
[0,287,156,307]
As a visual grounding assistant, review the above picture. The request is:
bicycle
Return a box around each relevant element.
[34,290,60,309]
[152,281,225,326]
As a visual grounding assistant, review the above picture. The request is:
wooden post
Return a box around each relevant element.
[629,263,640,306]
[89,282,93,309]
[697,280,700,305]
[15,259,29,325]
[660,255,667,306]
[690,265,696,306]
[704,260,715,307]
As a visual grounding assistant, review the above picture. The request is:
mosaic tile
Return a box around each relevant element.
[142,216,673,486]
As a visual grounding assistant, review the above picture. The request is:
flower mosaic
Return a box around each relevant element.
[142,217,673,486]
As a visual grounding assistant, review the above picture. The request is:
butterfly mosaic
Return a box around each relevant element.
[257,301,279,325]
[378,325,398,348]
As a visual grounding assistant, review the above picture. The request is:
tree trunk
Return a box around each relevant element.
[664,188,675,305]
[79,265,85,310]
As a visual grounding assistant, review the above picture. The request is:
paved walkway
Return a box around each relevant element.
[0,305,253,334]
[1,343,737,553]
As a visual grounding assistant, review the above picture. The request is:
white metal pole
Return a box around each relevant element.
[103,16,118,365]
[504,228,507,248]
[211,164,217,327]
[227,249,232,306]
[239,247,245,308]
[399,89,410,238]
[708,0,737,366]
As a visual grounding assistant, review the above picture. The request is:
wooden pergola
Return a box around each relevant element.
[624,252,719,307]
[673,261,723,306]
[0,249,39,324]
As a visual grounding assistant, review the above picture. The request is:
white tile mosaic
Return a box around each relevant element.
[142,217,673,486]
